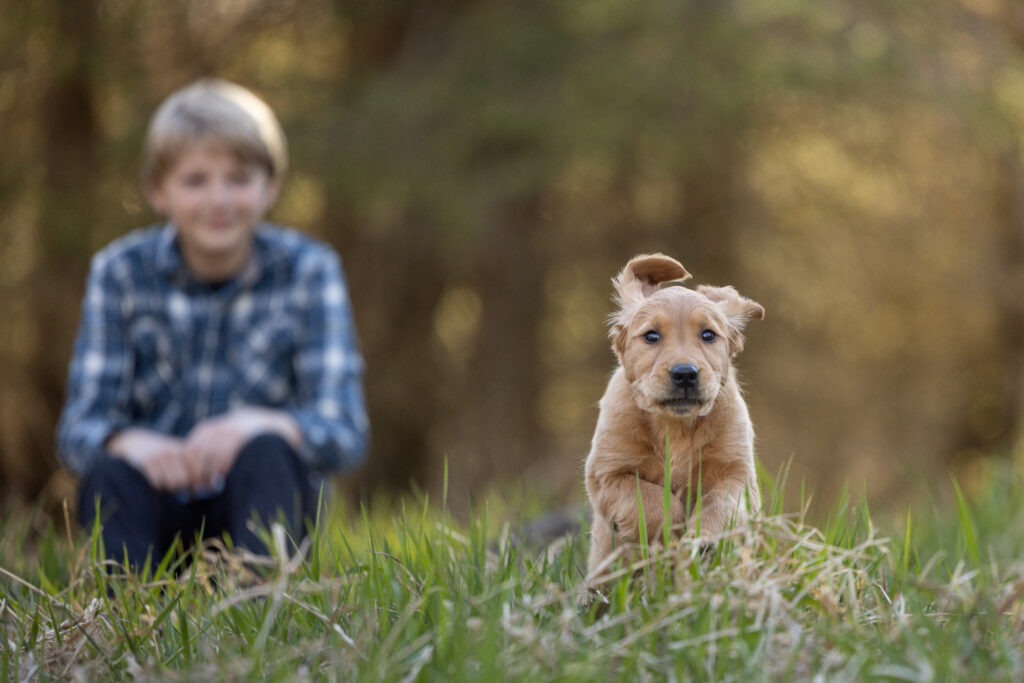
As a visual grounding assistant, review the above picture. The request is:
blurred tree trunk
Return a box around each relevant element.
[26,0,101,497]
[334,0,471,71]
[673,156,742,284]
[1001,12,1024,457]
[993,151,1024,456]
[338,218,449,497]
[949,149,1024,465]
[326,0,481,500]
[454,194,546,499]
[667,1,751,286]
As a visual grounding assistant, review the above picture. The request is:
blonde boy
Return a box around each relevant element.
[57,79,368,569]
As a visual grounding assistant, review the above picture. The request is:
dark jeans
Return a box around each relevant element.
[78,434,316,571]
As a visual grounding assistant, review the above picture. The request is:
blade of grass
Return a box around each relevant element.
[694,456,703,538]
[2,627,10,683]
[951,477,980,566]
[442,458,449,514]
[636,472,649,566]
[901,508,913,576]
[663,428,673,549]
[824,482,851,546]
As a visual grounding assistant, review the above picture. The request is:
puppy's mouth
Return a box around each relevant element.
[658,396,705,415]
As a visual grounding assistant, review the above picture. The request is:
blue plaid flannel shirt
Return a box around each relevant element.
[57,222,370,483]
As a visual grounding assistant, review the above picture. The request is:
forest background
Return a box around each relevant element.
[2,0,1023,517]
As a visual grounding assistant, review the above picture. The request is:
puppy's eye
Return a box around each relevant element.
[701,329,717,343]
[643,330,661,344]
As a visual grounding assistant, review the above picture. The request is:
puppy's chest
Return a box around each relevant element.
[639,437,705,491]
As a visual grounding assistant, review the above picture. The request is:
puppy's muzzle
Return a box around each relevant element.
[660,363,703,413]
[669,363,699,391]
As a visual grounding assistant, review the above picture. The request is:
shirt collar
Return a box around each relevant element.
[155,222,289,289]
[155,223,183,278]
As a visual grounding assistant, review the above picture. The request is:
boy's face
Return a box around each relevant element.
[148,143,279,279]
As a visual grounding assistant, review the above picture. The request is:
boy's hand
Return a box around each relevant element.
[184,407,302,488]
[107,429,190,491]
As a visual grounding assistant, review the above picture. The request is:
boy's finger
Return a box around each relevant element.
[144,460,167,491]
[182,443,203,485]
[192,452,213,491]
[157,460,177,491]
[171,456,192,490]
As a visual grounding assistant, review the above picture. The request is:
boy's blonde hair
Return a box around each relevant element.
[142,79,287,186]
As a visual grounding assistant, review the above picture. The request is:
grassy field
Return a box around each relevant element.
[3,461,1024,681]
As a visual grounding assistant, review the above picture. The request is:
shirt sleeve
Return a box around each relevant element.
[56,252,134,475]
[287,247,370,472]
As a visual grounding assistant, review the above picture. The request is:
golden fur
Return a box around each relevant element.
[585,254,764,577]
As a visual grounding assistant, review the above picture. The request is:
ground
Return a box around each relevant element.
[3,462,1024,681]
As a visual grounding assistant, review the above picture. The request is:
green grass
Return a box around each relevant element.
[4,462,1024,681]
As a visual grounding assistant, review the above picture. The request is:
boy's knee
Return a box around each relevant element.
[225,433,314,541]
[229,433,303,480]
[78,456,150,521]
[80,456,145,494]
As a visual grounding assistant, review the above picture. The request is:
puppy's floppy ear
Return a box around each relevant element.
[610,323,629,361]
[609,254,690,360]
[698,285,764,355]
[613,253,691,311]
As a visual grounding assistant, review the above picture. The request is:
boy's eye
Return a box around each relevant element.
[182,172,208,187]
[701,329,717,343]
[643,330,661,344]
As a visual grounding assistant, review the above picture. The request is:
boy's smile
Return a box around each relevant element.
[148,143,279,281]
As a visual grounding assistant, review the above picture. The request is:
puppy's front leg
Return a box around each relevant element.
[588,473,687,575]
[591,474,686,544]
[686,479,758,540]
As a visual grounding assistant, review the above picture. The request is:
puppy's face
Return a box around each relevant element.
[618,288,732,417]
[610,254,764,419]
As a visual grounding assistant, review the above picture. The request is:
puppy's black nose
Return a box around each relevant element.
[669,364,699,388]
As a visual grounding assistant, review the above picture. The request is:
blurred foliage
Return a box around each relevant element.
[1,0,1023,513]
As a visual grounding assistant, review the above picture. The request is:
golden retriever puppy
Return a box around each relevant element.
[585,253,764,577]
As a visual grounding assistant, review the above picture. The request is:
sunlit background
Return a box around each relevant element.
[2,0,1023,516]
